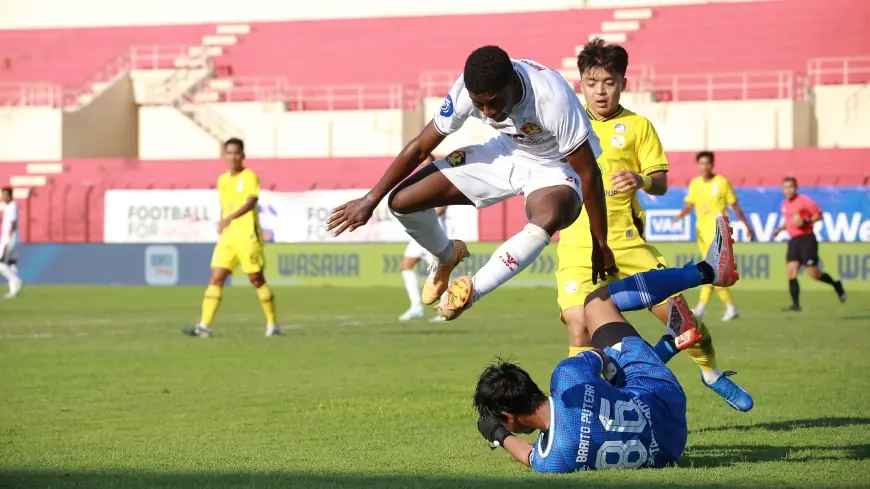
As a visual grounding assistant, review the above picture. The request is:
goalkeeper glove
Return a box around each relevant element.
[477,416,513,449]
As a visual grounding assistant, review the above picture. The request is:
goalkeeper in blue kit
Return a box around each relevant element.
[473,215,740,472]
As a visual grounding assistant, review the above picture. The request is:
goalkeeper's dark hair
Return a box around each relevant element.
[783,176,798,187]
[464,46,514,94]
[224,137,244,151]
[473,358,546,421]
[577,37,629,78]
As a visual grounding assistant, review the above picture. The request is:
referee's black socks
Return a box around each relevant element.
[789,278,800,307]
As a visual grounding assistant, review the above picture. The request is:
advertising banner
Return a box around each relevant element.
[236,242,870,291]
[8,244,215,285]
[104,189,478,243]
[639,186,870,243]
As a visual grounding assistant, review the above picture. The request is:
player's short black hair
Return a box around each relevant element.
[0,186,12,196]
[783,176,798,186]
[577,37,629,78]
[473,359,546,422]
[224,138,244,151]
[696,150,715,163]
[464,46,514,94]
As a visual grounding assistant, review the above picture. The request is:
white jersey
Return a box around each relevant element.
[1,201,19,243]
[433,59,601,164]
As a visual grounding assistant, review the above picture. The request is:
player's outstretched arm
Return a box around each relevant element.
[673,204,693,222]
[369,121,446,204]
[566,142,607,246]
[327,122,445,236]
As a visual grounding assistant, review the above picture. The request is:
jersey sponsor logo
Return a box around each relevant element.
[521,116,543,136]
[446,148,469,167]
[645,210,692,241]
[611,135,625,148]
[440,94,454,117]
[236,179,244,192]
[614,122,627,133]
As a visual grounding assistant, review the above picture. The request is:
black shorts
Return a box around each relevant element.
[786,234,819,266]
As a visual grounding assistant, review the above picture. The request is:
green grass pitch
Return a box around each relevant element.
[2,286,869,489]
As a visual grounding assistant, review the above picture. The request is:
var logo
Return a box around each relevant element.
[145,245,179,286]
[646,210,692,242]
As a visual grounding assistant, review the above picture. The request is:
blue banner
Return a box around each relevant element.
[639,186,870,243]
[5,244,216,286]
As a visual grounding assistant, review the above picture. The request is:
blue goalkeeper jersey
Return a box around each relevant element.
[529,336,687,473]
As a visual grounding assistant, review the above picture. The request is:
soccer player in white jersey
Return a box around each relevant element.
[0,187,23,299]
[329,46,616,320]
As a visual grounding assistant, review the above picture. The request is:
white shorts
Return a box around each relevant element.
[433,137,583,209]
[403,239,434,265]
[0,235,18,263]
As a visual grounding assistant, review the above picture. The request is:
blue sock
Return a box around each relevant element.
[653,336,678,364]
[608,263,704,312]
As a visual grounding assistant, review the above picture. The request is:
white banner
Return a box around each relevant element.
[104,189,478,243]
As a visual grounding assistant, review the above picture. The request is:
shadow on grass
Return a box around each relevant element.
[0,471,742,489]
[695,417,870,433]
[684,443,870,468]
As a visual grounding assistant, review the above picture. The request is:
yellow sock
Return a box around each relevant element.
[685,318,718,373]
[200,285,222,326]
[715,287,733,306]
[257,284,278,325]
[698,285,713,305]
[569,346,594,357]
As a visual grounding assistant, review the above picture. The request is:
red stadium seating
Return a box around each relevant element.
[0,26,210,86]
[9,149,868,243]
[627,0,869,79]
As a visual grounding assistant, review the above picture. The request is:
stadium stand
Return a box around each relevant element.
[0,0,868,244]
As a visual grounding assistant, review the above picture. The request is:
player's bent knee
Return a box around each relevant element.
[584,286,612,308]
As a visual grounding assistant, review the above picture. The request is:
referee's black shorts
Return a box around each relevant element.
[786,234,820,266]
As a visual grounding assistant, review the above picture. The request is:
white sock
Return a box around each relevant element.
[0,263,20,291]
[401,269,422,308]
[391,208,452,262]
[694,303,707,316]
[9,264,18,275]
[472,224,550,302]
[702,368,722,384]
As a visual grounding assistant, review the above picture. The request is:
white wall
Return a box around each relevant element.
[813,85,870,148]
[138,106,220,159]
[0,107,63,161]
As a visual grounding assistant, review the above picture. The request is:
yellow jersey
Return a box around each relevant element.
[685,174,737,232]
[559,106,669,249]
[217,168,262,241]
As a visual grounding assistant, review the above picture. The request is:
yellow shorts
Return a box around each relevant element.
[211,236,265,274]
[697,228,715,256]
[556,243,669,311]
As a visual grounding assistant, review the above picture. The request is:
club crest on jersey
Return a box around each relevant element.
[520,117,543,136]
[236,179,244,192]
[440,94,454,117]
[446,149,469,167]
[614,122,627,133]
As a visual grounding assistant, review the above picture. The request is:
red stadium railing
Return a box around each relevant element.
[638,71,803,101]
[1,44,209,108]
[217,78,421,110]
[807,56,870,86]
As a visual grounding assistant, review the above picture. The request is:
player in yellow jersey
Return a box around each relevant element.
[674,151,755,322]
[182,138,280,338]
[556,39,752,411]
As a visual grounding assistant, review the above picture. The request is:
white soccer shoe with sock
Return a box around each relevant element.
[398,305,426,321]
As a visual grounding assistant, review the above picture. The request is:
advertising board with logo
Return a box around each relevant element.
[235,242,870,291]
[104,189,478,243]
[640,186,870,243]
